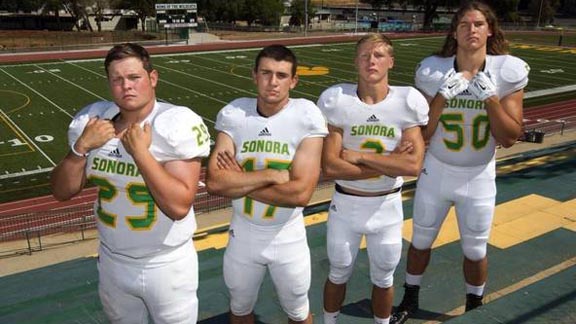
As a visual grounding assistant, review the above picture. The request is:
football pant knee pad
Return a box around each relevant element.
[411,222,440,251]
[328,264,355,285]
[368,242,401,288]
[461,235,488,261]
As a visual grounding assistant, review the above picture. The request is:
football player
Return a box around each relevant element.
[318,33,429,324]
[392,2,530,323]
[50,43,210,323]
[206,45,327,324]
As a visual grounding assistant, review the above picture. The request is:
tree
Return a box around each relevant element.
[360,0,387,22]
[409,0,459,31]
[117,0,155,31]
[529,0,560,26]
[290,0,315,27]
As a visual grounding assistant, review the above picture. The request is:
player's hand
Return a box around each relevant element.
[341,149,363,165]
[75,117,115,153]
[120,122,152,157]
[216,151,242,172]
[438,70,470,100]
[392,140,414,155]
[469,71,497,101]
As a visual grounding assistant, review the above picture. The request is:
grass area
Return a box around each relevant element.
[0,35,575,203]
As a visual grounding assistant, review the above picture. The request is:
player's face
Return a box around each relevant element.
[454,10,492,52]
[253,57,298,109]
[355,41,394,84]
[107,57,158,112]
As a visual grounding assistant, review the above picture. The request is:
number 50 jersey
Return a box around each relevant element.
[215,98,328,226]
[416,55,529,167]
[68,101,210,259]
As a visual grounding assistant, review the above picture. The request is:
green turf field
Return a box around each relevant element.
[1,36,575,202]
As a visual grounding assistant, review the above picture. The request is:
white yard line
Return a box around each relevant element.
[0,67,74,119]
[0,109,56,166]
[35,65,106,100]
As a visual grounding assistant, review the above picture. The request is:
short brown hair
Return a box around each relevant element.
[104,43,154,75]
[254,44,298,77]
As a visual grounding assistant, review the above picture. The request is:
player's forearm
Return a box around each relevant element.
[248,178,318,207]
[50,154,87,201]
[206,168,284,199]
[131,153,196,220]
[486,99,523,147]
[322,157,380,181]
[359,151,423,178]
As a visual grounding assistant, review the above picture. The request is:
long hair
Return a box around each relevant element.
[437,1,508,57]
[254,44,298,77]
[104,43,154,75]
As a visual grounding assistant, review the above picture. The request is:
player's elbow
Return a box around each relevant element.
[499,138,517,148]
[321,164,340,180]
[167,209,189,221]
[52,191,72,202]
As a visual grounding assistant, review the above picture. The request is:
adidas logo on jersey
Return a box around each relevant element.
[366,114,380,122]
[108,148,122,158]
[330,204,337,212]
[258,127,271,136]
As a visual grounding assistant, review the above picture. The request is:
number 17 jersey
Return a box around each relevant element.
[215,98,328,226]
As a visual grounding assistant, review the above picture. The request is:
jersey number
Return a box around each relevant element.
[192,124,210,146]
[440,113,490,151]
[89,176,157,230]
[242,158,291,220]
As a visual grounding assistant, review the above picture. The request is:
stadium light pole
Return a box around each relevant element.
[536,0,544,28]
[305,0,308,36]
[355,0,359,34]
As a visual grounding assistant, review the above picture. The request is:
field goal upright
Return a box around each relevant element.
[155,3,198,44]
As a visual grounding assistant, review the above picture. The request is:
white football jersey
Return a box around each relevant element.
[318,84,429,192]
[416,55,530,166]
[215,98,328,226]
[68,101,211,259]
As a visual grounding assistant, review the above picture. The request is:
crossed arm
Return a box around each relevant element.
[206,132,324,208]
[322,124,424,181]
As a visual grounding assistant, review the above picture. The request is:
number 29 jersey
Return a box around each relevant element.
[68,101,211,259]
[215,98,328,226]
[416,55,529,167]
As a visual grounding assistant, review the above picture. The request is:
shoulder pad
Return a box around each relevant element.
[500,55,530,83]
[406,87,430,126]
[215,98,252,134]
[153,106,210,159]
[297,99,328,137]
[317,84,353,127]
[415,56,453,97]
[67,101,117,145]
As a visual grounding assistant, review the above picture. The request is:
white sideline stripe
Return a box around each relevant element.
[0,109,56,167]
[35,64,106,100]
[524,84,576,99]
[0,68,74,119]
[0,167,53,180]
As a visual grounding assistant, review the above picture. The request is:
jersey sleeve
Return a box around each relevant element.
[317,84,345,128]
[498,55,530,98]
[215,99,247,141]
[415,56,450,98]
[67,101,118,146]
[153,106,211,160]
[301,100,328,138]
[405,87,430,128]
